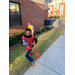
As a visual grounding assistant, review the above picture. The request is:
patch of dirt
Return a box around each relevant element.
[9,41,21,56]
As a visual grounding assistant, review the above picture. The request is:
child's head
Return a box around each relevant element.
[25,28,31,36]
[28,21,31,25]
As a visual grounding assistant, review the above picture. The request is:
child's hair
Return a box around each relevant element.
[28,21,31,23]
[25,28,31,33]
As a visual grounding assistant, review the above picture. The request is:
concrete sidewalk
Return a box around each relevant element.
[23,31,65,75]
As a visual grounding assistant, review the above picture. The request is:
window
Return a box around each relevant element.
[54,1,57,11]
[54,12,57,16]
[9,2,21,27]
[59,4,64,15]
[48,7,52,15]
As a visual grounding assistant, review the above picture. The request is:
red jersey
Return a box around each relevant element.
[22,36,34,50]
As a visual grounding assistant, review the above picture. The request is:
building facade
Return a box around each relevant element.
[48,0,65,17]
[9,0,50,36]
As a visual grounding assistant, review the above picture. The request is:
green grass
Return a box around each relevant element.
[9,29,65,75]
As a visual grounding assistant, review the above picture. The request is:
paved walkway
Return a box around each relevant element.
[23,31,65,75]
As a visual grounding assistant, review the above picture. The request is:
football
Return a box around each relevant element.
[23,40,29,46]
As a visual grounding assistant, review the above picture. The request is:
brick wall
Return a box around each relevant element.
[53,10,59,16]
[9,0,48,36]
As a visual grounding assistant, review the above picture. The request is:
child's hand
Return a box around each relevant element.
[31,42,36,45]
[22,41,28,46]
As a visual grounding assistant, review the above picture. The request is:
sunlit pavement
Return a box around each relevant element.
[23,31,65,75]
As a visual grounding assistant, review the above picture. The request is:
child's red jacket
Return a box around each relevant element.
[21,35,37,50]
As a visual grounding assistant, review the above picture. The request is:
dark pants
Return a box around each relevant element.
[25,49,34,63]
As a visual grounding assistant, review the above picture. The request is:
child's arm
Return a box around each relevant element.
[33,37,37,44]
[31,37,37,45]
[32,28,34,36]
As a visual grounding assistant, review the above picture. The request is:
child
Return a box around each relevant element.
[21,28,37,67]
[28,21,34,36]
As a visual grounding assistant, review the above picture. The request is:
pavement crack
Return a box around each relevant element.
[37,61,62,75]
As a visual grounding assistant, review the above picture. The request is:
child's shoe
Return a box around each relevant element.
[31,61,35,67]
